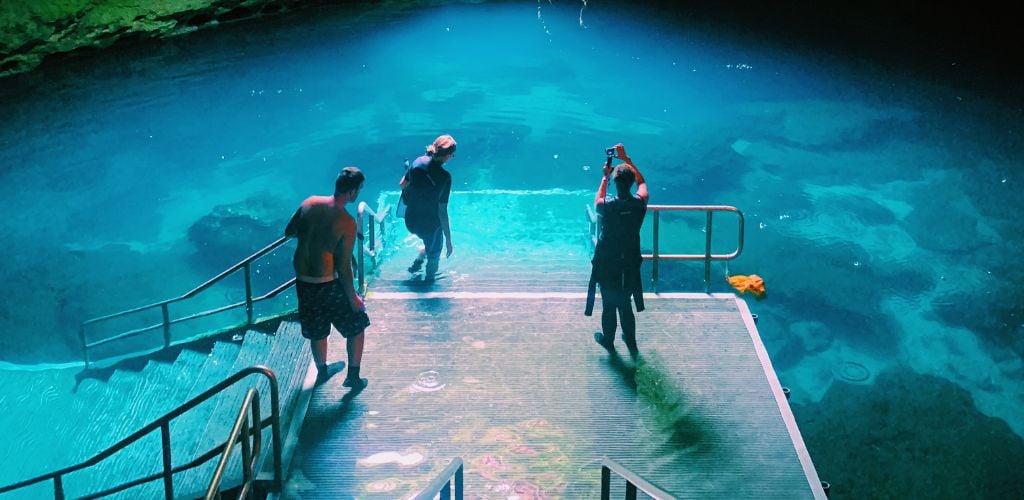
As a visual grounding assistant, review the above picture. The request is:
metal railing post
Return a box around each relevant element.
[269,372,283,490]
[410,457,464,500]
[370,215,377,252]
[244,262,254,325]
[80,325,90,370]
[599,457,676,500]
[652,211,660,292]
[704,210,713,294]
[53,476,64,500]
[357,210,365,293]
[601,464,611,500]
[240,412,253,485]
[161,422,173,500]
[626,482,638,500]
[454,464,463,500]
[161,303,171,349]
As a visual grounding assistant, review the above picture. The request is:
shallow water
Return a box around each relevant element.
[1,1,1022,496]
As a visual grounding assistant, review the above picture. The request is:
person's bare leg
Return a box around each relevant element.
[311,338,328,369]
[313,338,346,384]
[343,332,367,389]
[311,338,344,385]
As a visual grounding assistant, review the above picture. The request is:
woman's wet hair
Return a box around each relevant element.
[335,166,365,194]
[426,134,457,157]
[612,164,635,193]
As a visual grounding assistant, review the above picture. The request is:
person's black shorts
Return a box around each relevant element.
[296,280,370,340]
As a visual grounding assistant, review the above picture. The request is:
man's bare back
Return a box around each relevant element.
[285,166,367,389]
[285,195,357,282]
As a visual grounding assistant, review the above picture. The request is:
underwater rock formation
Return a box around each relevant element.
[793,369,1024,498]
[187,195,285,272]
[0,0,303,77]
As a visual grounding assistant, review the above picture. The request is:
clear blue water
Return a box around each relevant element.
[1,1,1022,496]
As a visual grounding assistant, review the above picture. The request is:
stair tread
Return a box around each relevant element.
[173,330,276,497]
[109,340,247,499]
[102,349,227,499]
[82,360,181,497]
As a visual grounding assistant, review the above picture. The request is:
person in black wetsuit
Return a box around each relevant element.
[399,134,456,280]
[586,143,649,358]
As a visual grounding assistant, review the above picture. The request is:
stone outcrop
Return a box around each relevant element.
[186,194,287,273]
[0,0,303,77]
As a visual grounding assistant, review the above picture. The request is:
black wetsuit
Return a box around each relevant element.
[586,194,647,351]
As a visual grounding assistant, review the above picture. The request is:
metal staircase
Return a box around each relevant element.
[0,199,395,499]
[0,324,310,499]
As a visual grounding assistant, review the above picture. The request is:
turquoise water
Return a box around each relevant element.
[1,1,1022,496]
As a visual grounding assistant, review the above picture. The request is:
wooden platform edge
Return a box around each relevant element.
[734,297,828,500]
[364,291,740,300]
[261,360,318,499]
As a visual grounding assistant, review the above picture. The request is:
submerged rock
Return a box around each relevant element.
[792,369,1024,498]
[187,194,286,272]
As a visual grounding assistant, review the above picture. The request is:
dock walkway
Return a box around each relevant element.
[280,191,825,498]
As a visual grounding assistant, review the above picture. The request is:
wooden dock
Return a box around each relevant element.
[276,190,825,498]
[280,292,825,499]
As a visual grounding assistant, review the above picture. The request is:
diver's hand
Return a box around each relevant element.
[445,240,454,258]
[351,294,365,312]
[614,143,631,163]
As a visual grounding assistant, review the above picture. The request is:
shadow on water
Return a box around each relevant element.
[635,356,713,454]
[398,273,448,292]
[604,350,639,392]
[603,351,713,455]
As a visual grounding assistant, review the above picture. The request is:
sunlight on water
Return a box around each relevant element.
[0,1,1022,496]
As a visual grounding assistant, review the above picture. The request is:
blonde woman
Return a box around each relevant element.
[399,134,457,280]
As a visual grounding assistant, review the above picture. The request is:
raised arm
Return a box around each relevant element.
[614,144,647,204]
[632,162,649,204]
[596,154,613,207]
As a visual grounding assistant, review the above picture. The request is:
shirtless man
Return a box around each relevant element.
[285,167,369,389]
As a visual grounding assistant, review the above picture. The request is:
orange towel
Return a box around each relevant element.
[728,274,766,298]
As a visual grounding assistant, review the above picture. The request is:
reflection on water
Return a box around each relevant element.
[358,449,426,467]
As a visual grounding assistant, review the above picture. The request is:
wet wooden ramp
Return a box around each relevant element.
[280,292,826,499]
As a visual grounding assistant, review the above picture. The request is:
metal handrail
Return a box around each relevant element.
[79,200,394,368]
[79,236,294,368]
[0,366,282,499]
[356,200,393,293]
[411,457,464,500]
[205,387,262,500]
[587,204,745,293]
[600,457,677,500]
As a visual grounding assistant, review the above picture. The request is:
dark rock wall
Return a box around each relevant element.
[0,0,305,77]
[3,0,1019,95]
